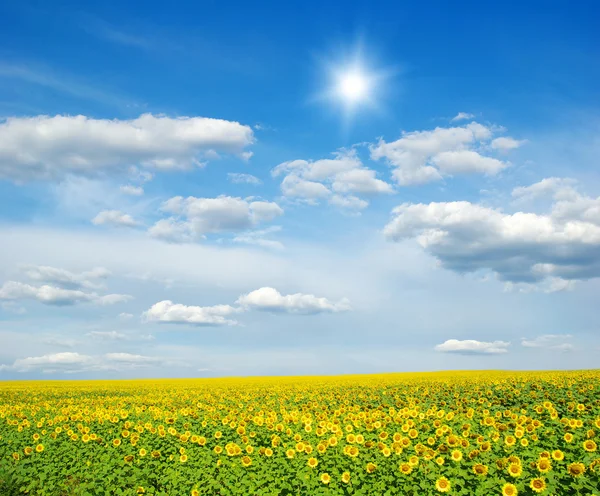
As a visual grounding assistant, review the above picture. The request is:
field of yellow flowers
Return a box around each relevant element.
[1,370,599,496]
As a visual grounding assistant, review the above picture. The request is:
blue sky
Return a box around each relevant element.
[0,0,599,378]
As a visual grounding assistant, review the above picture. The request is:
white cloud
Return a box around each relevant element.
[451,112,475,122]
[0,113,254,182]
[332,168,395,195]
[142,300,240,326]
[521,334,574,352]
[280,174,331,200]
[434,339,510,354]
[104,353,161,364]
[431,150,507,175]
[370,122,510,185]
[383,182,600,285]
[87,330,127,340]
[491,137,527,151]
[236,287,351,314]
[147,218,195,243]
[0,351,164,373]
[328,195,369,210]
[92,210,139,228]
[0,281,132,306]
[42,337,78,348]
[20,264,110,290]
[149,195,283,242]
[227,173,262,185]
[273,150,392,207]
[119,312,134,320]
[120,185,144,196]
[0,352,94,373]
[233,226,284,250]
[512,177,579,203]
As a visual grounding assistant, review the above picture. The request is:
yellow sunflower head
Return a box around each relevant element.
[567,462,585,477]
[529,478,546,494]
[435,477,451,493]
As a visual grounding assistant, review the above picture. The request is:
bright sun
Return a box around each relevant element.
[338,71,369,103]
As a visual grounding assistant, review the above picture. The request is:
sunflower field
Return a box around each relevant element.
[1,370,599,496]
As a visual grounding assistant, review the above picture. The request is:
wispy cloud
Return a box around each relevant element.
[0,61,136,108]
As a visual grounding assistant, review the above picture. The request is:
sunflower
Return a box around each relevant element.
[564,433,574,443]
[139,448,147,457]
[341,472,351,484]
[583,440,597,452]
[435,477,451,493]
[180,454,188,463]
[23,446,33,455]
[241,456,251,467]
[505,436,516,446]
[508,463,523,477]
[472,463,488,476]
[502,483,518,496]
[307,457,318,468]
[112,439,121,447]
[399,463,413,475]
[537,458,551,473]
[286,449,295,459]
[191,491,199,496]
[551,449,564,461]
[124,455,134,463]
[35,444,44,453]
[320,473,331,484]
[567,462,585,477]
[529,478,546,493]
[366,462,377,474]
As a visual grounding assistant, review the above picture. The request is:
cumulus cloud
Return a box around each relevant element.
[512,177,579,203]
[0,351,165,373]
[434,339,510,354]
[0,281,132,306]
[370,122,511,185]
[451,112,475,122]
[491,137,527,151]
[383,181,600,287]
[328,195,369,210]
[142,300,241,326]
[0,113,254,182]
[19,264,110,290]
[272,150,393,208]
[120,185,144,196]
[92,210,139,227]
[521,334,574,352]
[147,218,195,243]
[0,352,94,373]
[227,173,262,185]
[149,195,284,243]
[236,287,351,314]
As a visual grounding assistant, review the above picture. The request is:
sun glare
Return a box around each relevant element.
[311,41,395,129]
[338,71,369,103]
